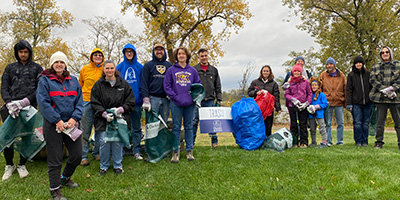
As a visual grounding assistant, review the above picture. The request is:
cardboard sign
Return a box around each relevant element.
[199,107,233,133]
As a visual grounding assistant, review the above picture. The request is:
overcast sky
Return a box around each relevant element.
[2,0,319,91]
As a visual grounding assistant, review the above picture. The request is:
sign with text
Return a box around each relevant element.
[199,107,233,133]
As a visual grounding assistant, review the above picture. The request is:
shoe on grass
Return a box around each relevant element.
[61,177,79,188]
[309,142,317,147]
[171,151,179,163]
[317,143,328,148]
[99,169,107,176]
[374,143,383,149]
[299,144,307,148]
[50,188,67,200]
[17,165,29,178]
[212,143,218,148]
[362,143,368,147]
[2,165,16,181]
[80,159,89,166]
[186,150,194,161]
[134,153,143,160]
[355,143,362,147]
[94,156,100,161]
[114,168,123,175]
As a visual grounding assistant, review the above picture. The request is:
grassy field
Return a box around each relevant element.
[1,129,400,199]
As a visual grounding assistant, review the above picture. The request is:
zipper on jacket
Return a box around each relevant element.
[360,73,365,104]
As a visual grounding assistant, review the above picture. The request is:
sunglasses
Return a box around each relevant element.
[381,51,390,55]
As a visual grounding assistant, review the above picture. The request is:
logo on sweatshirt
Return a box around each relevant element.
[124,67,137,84]
[175,71,192,86]
[156,65,166,74]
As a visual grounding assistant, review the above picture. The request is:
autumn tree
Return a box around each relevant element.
[282,0,400,74]
[120,0,252,64]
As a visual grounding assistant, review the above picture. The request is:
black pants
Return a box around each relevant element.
[288,107,309,145]
[375,103,400,145]
[1,106,27,166]
[264,113,274,137]
[43,119,82,190]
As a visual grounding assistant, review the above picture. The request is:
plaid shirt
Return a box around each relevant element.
[369,60,400,103]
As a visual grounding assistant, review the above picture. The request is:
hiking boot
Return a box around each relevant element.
[17,165,29,178]
[2,165,16,181]
[134,153,143,160]
[99,169,107,176]
[80,159,89,166]
[212,143,218,148]
[171,151,180,163]
[114,168,123,175]
[186,150,194,161]
[61,177,79,188]
[374,143,383,149]
[50,188,67,200]
[317,143,328,148]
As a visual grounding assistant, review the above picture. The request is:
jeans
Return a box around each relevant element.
[192,100,218,145]
[352,104,373,145]
[375,103,400,145]
[326,106,344,145]
[81,101,100,161]
[131,106,143,154]
[170,101,195,151]
[309,118,327,144]
[149,96,170,123]
[98,131,123,170]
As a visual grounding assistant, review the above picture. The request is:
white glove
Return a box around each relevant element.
[6,98,30,118]
[102,111,114,122]
[142,97,151,111]
[297,101,309,111]
[291,98,301,107]
[307,105,316,114]
[282,82,290,90]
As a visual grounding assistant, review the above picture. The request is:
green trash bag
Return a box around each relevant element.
[369,105,377,136]
[190,83,205,108]
[260,128,297,152]
[104,109,131,148]
[145,109,179,163]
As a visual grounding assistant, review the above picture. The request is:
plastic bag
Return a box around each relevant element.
[260,128,296,152]
[231,96,266,150]
[104,109,131,148]
[254,91,275,119]
[190,83,205,108]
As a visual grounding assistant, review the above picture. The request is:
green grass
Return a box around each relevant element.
[1,130,400,199]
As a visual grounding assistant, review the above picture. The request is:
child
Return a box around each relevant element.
[284,64,312,148]
[307,78,329,148]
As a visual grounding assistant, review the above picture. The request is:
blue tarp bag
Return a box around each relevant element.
[231,96,266,150]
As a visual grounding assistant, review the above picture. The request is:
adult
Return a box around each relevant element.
[36,51,83,200]
[164,47,201,163]
[141,43,172,122]
[91,60,135,175]
[117,43,144,160]
[79,48,105,166]
[282,56,312,90]
[192,48,222,147]
[1,40,43,181]
[346,56,372,147]
[369,46,400,149]
[319,57,346,146]
[248,65,281,137]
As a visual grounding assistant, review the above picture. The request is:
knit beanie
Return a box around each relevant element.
[292,64,303,75]
[325,57,336,66]
[295,56,305,64]
[49,51,68,70]
[353,56,365,65]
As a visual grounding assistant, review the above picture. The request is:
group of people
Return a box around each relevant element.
[248,47,400,150]
[0,40,222,200]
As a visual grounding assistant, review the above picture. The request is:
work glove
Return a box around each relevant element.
[282,82,290,90]
[297,101,309,111]
[307,105,317,114]
[346,105,353,112]
[6,98,30,118]
[380,86,395,96]
[291,98,301,107]
[142,97,151,111]
[388,92,397,99]
[111,107,124,117]
[102,111,114,122]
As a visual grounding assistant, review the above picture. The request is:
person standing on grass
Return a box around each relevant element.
[346,56,372,147]
[164,47,201,163]
[91,60,135,175]
[79,48,105,166]
[192,48,222,147]
[36,51,83,200]
[319,57,346,146]
[248,65,281,137]
[284,64,312,148]
[117,43,144,160]
[1,40,43,181]
[307,77,328,148]
[369,46,400,149]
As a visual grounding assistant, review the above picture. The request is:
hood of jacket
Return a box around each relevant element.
[122,43,138,63]
[380,46,393,63]
[14,40,33,63]
[151,46,168,62]
[352,56,366,73]
[89,48,105,67]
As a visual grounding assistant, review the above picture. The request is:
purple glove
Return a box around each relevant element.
[381,86,395,96]
[102,111,114,122]
[142,97,151,112]
[113,107,124,115]
[6,98,30,118]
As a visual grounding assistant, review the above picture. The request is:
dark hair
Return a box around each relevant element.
[197,48,208,55]
[101,60,120,77]
[258,65,274,81]
[174,47,191,64]
[49,66,70,77]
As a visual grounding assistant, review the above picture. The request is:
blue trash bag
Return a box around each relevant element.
[231,96,266,150]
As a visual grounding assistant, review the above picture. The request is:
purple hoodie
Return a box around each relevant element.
[284,78,312,107]
[163,63,201,107]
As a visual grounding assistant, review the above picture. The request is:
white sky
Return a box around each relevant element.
[1,0,319,91]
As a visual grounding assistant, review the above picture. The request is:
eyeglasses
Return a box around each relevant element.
[381,51,390,55]
[93,54,103,57]
[125,51,134,54]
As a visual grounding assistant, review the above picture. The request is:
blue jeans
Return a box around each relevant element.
[170,101,194,151]
[352,104,373,145]
[81,101,100,161]
[192,100,218,145]
[98,131,123,170]
[149,96,170,123]
[130,106,143,154]
[326,106,344,145]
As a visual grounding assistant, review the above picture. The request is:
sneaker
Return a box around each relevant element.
[299,144,308,148]
[99,169,107,176]
[114,168,123,175]
[17,165,29,178]
[355,143,362,147]
[80,159,89,166]
[134,153,143,160]
[50,189,67,200]
[2,165,16,181]
[61,177,79,188]
[327,143,332,147]
[171,151,180,163]
[317,143,328,148]
[374,143,383,149]
[186,150,194,161]
[293,145,298,148]
[336,142,344,146]
[212,143,218,148]
[309,142,317,147]
[94,156,100,161]
[362,143,368,147]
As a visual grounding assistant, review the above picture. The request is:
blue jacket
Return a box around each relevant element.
[309,92,328,119]
[141,47,172,98]
[36,69,84,124]
[117,44,143,105]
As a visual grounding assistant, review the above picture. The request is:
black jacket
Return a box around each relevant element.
[248,78,281,112]
[91,76,136,132]
[193,63,222,101]
[346,67,372,106]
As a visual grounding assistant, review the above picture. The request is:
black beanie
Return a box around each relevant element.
[353,56,365,65]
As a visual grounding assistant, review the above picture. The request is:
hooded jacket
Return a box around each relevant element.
[163,62,201,107]
[1,40,43,106]
[141,47,172,98]
[319,68,346,106]
[117,44,143,105]
[78,48,104,102]
[369,46,400,103]
[284,77,312,107]
[346,56,372,106]
[36,69,84,124]
[193,63,222,102]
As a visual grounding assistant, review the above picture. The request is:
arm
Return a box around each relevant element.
[306,81,313,104]
[70,78,84,122]
[163,70,177,100]
[214,69,222,101]
[1,66,12,103]
[140,64,150,98]
[247,80,258,98]
[273,82,281,112]
[122,81,136,114]
[36,78,62,124]
[318,93,328,109]
[346,73,353,105]
[369,64,386,92]
[25,66,43,105]
[90,82,106,117]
